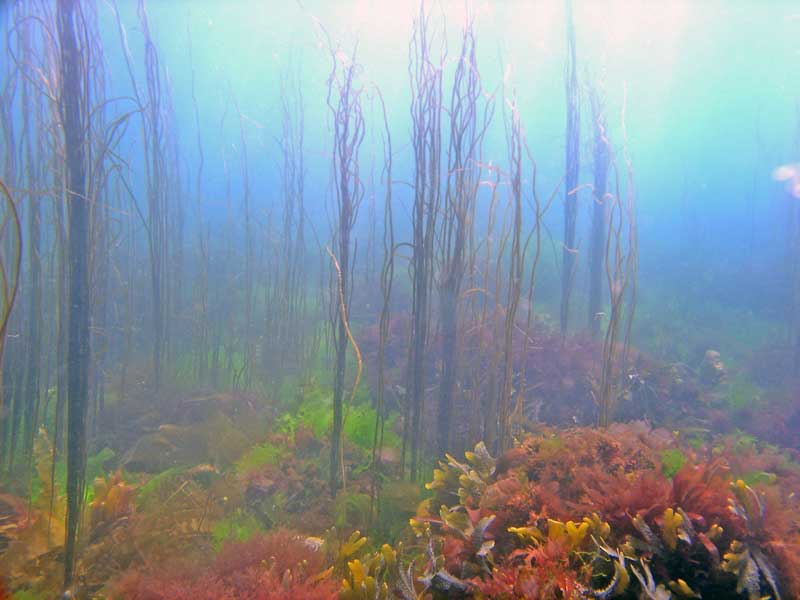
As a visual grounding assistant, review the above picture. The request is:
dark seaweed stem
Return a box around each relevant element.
[0,4,19,477]
[437,12,493,455]
[57,0,89,588]
[476,165,501,448]
[231,90,254,390]
[793,206,800,369]
[86,0,120,440]
[167,83,184,376]
[0,179,22,451]
[118,165,136,401]
[560,0,580,339]
[620,97,638,376]
[328,245,363,493]
[498,94,523,451]
[273,61,310,378]
[488,163,518,449]
[588,82,609,339]
[407,0,445,480]
[211,96,233,389]
[325,37,366,494]
[111,0,161,391]
[55,0,126,579]
[35,0,71,479]
[222,112,240,384]
[503,67,565,437]
[139,0,168,393]
[364,108,378,291]
[370,86,393,526]
[596,87,638,428]
[111,0,171,393]
[186,22,210,386]
[517,139,562,435]
[2,2,37,482]
[18,6,44,484]
[791,102,800,369]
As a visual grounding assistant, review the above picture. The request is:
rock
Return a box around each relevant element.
[122,429,200,472]
[700,350,725,387]
[176,392,239,423]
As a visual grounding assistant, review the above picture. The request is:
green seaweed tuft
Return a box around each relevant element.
[212,509,263,549]
[660,448,686,478]
[234,441,287,475]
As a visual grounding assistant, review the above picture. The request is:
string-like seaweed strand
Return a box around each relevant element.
[326,245,362,488]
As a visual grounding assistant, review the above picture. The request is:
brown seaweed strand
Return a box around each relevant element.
[370,87,393,526]
[326,245,363,490]
[0,178,22,399]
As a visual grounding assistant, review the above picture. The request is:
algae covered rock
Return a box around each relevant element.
[122,410,253,473]
[122,429,194,473]
[700,349,726,386]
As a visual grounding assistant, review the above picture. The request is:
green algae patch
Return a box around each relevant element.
[234,441,287,475]
[212,509,263,549]
[660,448,686,478]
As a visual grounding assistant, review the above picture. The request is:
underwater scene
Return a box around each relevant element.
[0,0,799,598]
